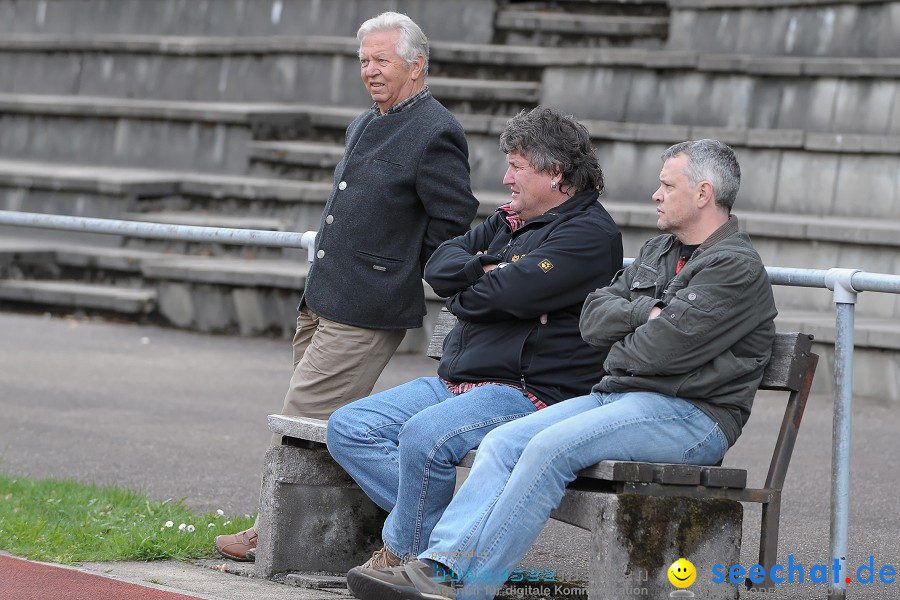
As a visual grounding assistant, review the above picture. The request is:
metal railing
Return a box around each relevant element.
[2,210,900,600]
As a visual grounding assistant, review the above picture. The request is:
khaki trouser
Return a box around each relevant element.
[272,306,406,443]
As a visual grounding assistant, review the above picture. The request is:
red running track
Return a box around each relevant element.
[0,554,203,600]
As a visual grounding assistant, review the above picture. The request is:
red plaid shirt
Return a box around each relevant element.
[441,379,547,411]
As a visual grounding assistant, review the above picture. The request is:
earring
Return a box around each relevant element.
[550,181,557,190]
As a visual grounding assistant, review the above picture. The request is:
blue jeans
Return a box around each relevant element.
[326,377,537,559]
[421,391,729,600]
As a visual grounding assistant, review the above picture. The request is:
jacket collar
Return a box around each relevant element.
[695,214,739,256]
[498,189,600,232]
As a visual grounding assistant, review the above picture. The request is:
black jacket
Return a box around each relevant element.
[303,95,479,329]
[425,190,623,406]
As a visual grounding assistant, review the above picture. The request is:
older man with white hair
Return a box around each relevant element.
[214,11,478,562]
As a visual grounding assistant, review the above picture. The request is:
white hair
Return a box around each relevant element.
[357,11,429,75]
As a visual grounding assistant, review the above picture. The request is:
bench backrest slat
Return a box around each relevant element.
[760,332,814,392]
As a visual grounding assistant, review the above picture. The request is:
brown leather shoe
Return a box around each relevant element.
[215,528,257,562]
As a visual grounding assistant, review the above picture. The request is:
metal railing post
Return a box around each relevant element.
[824,268,860,600]
[301,231,317,263]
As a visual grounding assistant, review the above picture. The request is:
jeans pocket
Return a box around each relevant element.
[682,422,728,465]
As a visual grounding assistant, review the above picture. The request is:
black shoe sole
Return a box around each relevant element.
[347,568,443,600]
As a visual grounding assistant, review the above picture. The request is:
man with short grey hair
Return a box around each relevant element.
[214,11,478,562]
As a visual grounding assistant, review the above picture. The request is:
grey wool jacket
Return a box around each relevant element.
[579,216,777,446]
[302,95,479,330]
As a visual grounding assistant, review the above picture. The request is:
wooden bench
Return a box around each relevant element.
[258,308,817,598]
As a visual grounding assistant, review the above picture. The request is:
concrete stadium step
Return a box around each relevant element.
[3,34,899,130]
[0,239,308,335]
[0,0,495,43]
[0,159,181,233]
[247,141,344,182]
[5,156,896,319]
[4,104,900,223]
[667,0,900,57]
[0,279,156,314]
[430,76,540,115]
[235,109,900,220]
[539,56,900,135]
[0,239,439,351]
[777,310,900,353]
[116,211,289,259]
[7,31,888,135]
[0,157,328,212]
[459,119,900,220]
[0,35,543,112]
[0,93,321,172]
[14,174,896,298]
[494,7,668,49]
[0,154,497,236]
[0,159,333,253]
[120,211,285,231]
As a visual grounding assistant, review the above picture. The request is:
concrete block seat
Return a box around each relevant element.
[666,0,900,58]
[0,93,327,172]
[0,0,495,43]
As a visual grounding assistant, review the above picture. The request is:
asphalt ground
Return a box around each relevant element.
[0,311,898,599]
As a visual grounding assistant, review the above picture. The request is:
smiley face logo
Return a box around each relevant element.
[668,558,696,588]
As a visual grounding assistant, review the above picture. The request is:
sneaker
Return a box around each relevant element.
[214,528,257,562]
[360,545,402,569]
[346,559,456,600]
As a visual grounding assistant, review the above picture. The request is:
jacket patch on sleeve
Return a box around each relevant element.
[539,259,554,273]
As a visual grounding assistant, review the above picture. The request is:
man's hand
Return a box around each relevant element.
[483,263,498,273]
[648,306,663,321]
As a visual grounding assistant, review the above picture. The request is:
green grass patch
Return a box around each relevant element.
[0,473,255,563]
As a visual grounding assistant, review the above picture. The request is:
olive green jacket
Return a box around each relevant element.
[580,216,777,445]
